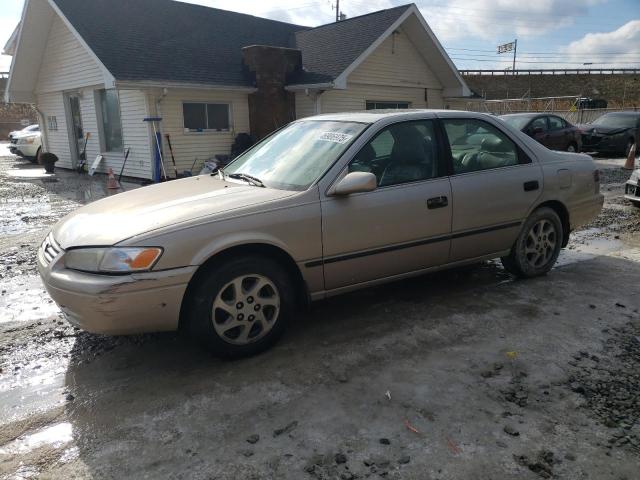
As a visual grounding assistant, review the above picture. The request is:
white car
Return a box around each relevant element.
[8,124,39,141]
[9,129,42,161]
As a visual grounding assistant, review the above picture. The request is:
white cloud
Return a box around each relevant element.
[560,19,640,66]
[419,0,605,42]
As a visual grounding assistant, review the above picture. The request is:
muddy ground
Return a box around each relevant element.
[0,143,639,479]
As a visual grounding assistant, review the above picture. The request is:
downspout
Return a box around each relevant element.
[152,88,168,181]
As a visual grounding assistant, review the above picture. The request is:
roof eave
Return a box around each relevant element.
[285,82,335,91]
[114,80,257,92]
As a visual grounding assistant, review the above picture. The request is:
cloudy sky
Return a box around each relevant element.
[1,0,638,72]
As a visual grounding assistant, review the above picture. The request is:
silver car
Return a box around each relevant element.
[38,110,604,357]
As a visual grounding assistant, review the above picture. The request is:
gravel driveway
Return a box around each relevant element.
[1,146,639,479]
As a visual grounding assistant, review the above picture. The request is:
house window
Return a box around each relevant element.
[47,116,58,131]
[183,102,230,132]
[366,101,410,110]
[98,89,123,151]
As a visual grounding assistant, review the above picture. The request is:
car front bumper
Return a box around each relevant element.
[37,235,197,335]
[625,180,640,205]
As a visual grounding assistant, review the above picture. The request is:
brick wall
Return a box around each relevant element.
[462,73,640,108]
[0,77,38,139]
[242,46,301,140]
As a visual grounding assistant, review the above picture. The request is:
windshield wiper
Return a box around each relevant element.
[227,172,266,187]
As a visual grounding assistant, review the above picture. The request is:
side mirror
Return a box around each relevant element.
[330,172,377,196]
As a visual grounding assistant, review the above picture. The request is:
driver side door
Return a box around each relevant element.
[320,120,452,292]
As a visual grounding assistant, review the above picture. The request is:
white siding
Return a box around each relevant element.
[35,14,105,94]
[349,29,441,89]
[81,89,153,179]
[319,83,429,113]
[295,92,316,119]
[154,89,251,175]
[118,89,154,179]
[38,92,72,168]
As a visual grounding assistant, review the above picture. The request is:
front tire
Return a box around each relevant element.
[185,256,295,358]
[501,207,563,278]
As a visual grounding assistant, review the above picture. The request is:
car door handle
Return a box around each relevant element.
[524,180,539,192]
[427,196,448,209]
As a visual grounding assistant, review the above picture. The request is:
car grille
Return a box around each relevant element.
[41,233,62,265]
[627,183,639,197]
[10,138,18,145]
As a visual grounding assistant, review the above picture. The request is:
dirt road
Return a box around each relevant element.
[1,145,639,479]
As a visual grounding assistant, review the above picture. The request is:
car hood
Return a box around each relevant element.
[52,175,296,248]
[578,125,630,136]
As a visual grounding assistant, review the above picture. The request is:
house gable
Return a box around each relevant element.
[348,27,441,89]
[36,14,105,94]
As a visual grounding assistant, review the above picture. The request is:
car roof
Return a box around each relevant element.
[499,113,544,118]
[298,109,486,124]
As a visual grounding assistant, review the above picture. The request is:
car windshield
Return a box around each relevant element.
[500,115,534,130]
[592,114,638,129]
[223,120,367,191]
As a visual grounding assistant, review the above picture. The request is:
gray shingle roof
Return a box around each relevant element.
[52,0,412,87]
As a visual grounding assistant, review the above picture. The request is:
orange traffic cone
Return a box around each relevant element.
[623,143,637,170]
[106,168,120,189]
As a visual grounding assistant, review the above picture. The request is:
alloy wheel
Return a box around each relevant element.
[524,219,557,269]
[212,274,280,345]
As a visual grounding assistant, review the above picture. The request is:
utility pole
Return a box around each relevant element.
[335,0,340,22]
[512,38,517,75]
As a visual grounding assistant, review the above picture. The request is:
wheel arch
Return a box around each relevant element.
[178,242,309,330]
[533,200,570,247]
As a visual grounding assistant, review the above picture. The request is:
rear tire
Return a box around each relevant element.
[185,255,295,358]
[501,207,563,278]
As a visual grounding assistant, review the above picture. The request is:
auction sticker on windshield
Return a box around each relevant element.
[318,132,354,144]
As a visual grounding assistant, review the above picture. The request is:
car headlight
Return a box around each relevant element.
[64,247,163,273]
[19,136,36,145]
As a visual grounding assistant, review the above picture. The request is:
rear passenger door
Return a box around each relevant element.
[440,116,543,262]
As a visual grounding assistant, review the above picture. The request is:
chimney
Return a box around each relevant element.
[242,45,302,140]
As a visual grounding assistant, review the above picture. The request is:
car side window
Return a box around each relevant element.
[530,117,548,133]
[548,116,565,130]
[442,118,520,175]
[349,120,441,187]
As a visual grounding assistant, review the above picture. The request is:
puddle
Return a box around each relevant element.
[558,233,624,267]
[0,275,60,324]
[6,168,56,180]
[0,422,73,455]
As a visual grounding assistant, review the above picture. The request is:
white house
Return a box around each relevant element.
[4,0,470,181]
